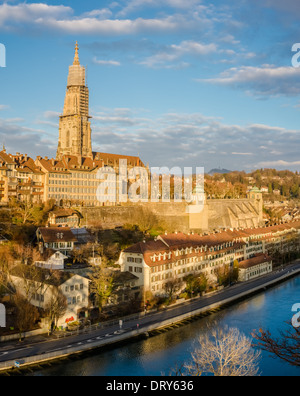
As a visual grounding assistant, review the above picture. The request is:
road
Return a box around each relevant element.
[1,261,300,367]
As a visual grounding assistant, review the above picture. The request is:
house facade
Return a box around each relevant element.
[238,253,272,282]
[10,269,90,328]
[35,250,68,270]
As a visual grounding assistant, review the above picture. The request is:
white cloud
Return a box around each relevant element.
[0,116,57,157]
[116,0,203,17]
[93,58,121,67]
[0,3,73,29]
[232,152,253,156]
[140,40,217,69]
[202,65,300,97]
[40,16,181,35]
[88,108,300,171]
[3,105,300,171]
[0,3,185,35]
[257,160,300,167]
[0,2,231,38]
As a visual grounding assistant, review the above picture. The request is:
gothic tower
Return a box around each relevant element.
[56,42,92,160]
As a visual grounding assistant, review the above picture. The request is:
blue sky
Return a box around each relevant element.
[0,0,300,172]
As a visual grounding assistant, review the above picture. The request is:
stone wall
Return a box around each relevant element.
[79,203,190,232]
[78,197,263,233]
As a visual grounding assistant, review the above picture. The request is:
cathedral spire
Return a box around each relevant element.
[57,43,92,160]
[73,41,80,66]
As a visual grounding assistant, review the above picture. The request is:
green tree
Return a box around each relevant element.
[90,265,115,312]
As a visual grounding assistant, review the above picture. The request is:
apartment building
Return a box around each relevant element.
[119,221,300,296]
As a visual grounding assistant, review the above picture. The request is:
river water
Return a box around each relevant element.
[32,275,300,376]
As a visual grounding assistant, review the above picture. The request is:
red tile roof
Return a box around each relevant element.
[239,253,272,269]
[37,227,78,243]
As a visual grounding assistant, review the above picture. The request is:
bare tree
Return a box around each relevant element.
[181,325,261,376]
[253,325,300,367]
[14,292,40,341]
[133,207,160,234]
[0,245,15,296]
[163,278,183,301]
[44,288,68,333]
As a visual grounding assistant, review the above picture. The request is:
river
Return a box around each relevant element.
[31,275,300,376]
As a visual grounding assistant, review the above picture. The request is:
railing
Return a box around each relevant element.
[53,312,143,339]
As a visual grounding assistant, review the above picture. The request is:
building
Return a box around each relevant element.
[0,43,145,207]
[0,150,45,204]
[238,253,272,282]
[35,250,68,270]
[107,271,141,306]
[37,227,78,256]
[10,267,90,328]
[188,187,264,232]
[47,209,82,228]
[119,221,300,296]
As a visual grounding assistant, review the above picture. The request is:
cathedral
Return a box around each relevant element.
[0,43,145,206]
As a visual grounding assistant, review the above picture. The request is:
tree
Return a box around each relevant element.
[253,324,300,367]
[44,288,68,333]
[163,278,183,301]
[133,207,160,234]
[0,245,15,297]
[90,265,115,312]
[180,325,261,376]
[184,273,208,297]
[14,292,40,341]
[11,263,45,302]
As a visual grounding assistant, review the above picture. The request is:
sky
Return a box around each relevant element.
[0,0,300,173]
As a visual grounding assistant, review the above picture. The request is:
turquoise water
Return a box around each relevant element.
[32,276,300,376]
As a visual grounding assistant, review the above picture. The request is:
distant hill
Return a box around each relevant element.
[208,168,233,175]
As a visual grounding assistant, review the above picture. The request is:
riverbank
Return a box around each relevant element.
[1,262,300,375]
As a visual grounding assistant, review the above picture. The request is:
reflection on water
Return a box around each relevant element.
[31,276,300,377]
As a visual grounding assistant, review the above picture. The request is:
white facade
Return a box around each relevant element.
[35,251,68,270]
[11,273,89,328]
[238,259,272,282]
